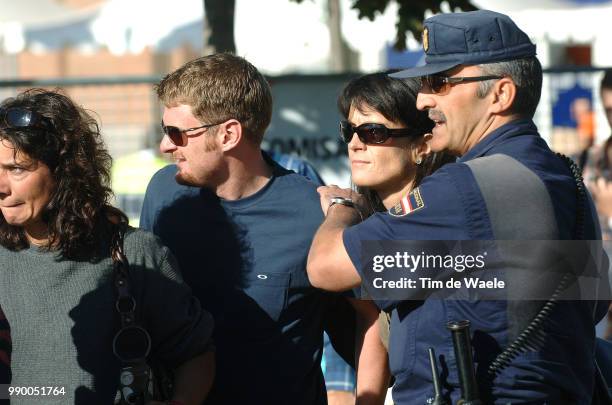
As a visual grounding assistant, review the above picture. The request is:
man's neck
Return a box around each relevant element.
[215,149,273,201]
[462,113,522,155]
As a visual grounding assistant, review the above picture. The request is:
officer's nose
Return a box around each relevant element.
[159,133,177,154]
[416,91,434,112]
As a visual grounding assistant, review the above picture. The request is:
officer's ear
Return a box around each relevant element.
[413,133,432,163]
[218,119,242,152]
[489,77,517,115]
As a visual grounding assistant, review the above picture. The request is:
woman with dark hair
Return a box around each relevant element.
[337,71,452,215]
[0,89,214,404]
[307,72,451,403]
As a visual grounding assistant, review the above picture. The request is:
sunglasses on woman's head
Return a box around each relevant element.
[0,107,52,130]
[339,120,423,144]
[161,120,224,147]
[422,74,503,94]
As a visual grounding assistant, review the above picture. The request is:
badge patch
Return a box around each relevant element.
[422,27,429,52]
[389,187,425,217]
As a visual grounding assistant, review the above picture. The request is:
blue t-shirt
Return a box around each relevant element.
[343,119,608,404]
[267,151,325,186]
[140,155,326,405]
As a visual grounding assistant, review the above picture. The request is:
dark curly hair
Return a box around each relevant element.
[0,88,127,259]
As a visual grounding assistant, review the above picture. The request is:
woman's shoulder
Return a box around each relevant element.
[122,227,172,264]
[119,227,182,281]
[124,226,161,245]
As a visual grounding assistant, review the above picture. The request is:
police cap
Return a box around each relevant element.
[390,10,536,79]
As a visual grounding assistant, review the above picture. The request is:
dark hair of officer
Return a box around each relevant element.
[155,52,273,145]
[338,71,453,212]
[0,88,127,258]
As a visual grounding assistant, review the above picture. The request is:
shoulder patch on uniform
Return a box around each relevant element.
[388,187,425,217]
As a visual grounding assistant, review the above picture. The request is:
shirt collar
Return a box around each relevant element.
[457,119,538,163]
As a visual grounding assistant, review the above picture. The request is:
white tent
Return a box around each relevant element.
[0,0,610,72]
[0,0,99,53]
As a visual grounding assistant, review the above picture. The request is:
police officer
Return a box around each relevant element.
[307,10,609,404]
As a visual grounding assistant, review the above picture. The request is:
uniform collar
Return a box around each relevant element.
[457,119,538,163]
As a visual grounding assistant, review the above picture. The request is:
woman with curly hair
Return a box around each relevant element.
[0,89,214,404]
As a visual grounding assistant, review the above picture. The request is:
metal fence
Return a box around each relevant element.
[0,67,610,187]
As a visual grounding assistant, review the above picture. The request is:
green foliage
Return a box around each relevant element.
[290,0,478,50]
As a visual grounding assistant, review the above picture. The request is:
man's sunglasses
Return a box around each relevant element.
[340,120,423,144]
[0,107,52,130]
[423,74,503,94]
[161,120,224,147]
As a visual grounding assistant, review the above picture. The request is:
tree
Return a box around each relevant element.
[292,0,478,50]
[203,0,236,55]
[201,0,478,57]
[327,0,358,72]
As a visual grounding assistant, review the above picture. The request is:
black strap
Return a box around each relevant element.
[111,225,137,328]
[111,226,152,364]
[557,153,586,240]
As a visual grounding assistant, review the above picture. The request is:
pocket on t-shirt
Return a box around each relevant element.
[235,271,291,323]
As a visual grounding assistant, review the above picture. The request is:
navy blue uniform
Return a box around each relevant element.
[140,156,327,405]
[344,119,608,403]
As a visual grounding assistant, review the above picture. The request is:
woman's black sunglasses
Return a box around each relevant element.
[0,107,52,130]
[340,120,423,144]
[161,120,224,147]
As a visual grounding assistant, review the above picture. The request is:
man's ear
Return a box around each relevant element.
[219,119,242,152]
[413,133,432,162]
[490,77,517,115]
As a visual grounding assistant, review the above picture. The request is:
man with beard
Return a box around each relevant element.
[140,54,371,404]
